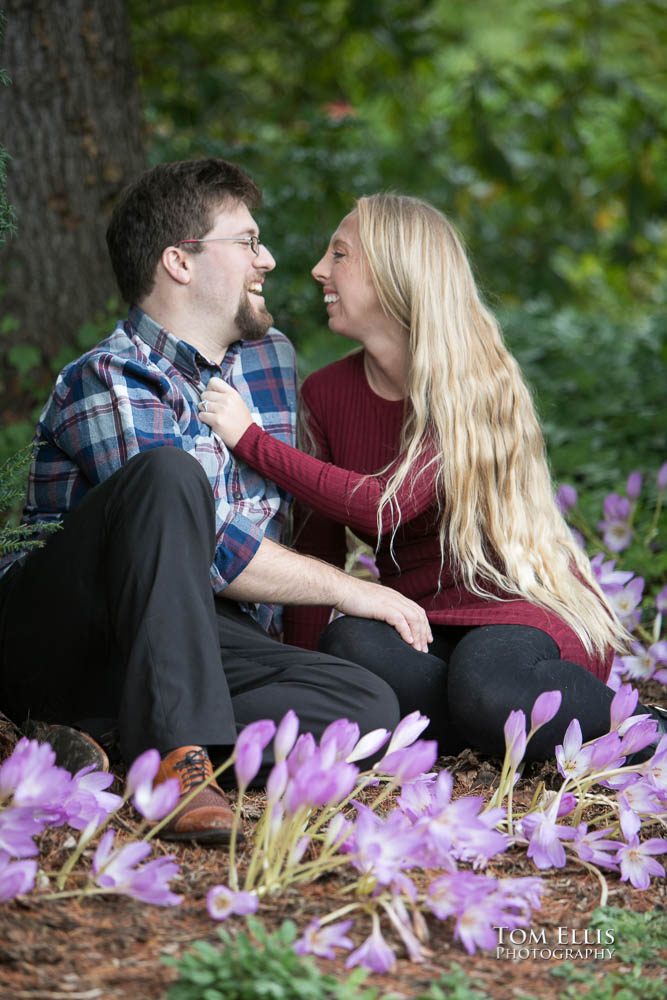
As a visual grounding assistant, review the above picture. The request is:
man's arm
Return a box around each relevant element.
[224,536,433,652]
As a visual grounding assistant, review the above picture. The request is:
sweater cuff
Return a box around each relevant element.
[234,421,264,459]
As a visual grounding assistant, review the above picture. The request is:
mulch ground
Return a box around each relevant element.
[1,680,666,1000]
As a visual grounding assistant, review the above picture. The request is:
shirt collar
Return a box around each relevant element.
[128,305,239,381]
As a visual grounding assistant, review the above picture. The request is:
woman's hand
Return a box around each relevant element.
[198,376,254,447]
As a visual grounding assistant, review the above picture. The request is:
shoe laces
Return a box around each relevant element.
[173,747,212,794]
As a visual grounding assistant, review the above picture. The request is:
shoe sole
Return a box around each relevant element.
[158,828,241,846]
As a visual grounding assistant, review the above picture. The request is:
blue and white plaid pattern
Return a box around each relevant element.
[2,307,298,631]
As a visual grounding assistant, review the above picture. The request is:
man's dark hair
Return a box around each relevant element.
[106,158,261,305]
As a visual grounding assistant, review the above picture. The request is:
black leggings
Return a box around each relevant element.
[319,617,620,761]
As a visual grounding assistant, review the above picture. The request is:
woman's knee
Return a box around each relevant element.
[319,616,396,663]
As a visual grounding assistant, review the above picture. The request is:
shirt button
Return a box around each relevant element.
[233,490,243,501]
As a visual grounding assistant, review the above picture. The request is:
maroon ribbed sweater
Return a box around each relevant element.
[234,350,611,682]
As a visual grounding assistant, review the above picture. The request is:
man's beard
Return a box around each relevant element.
[234,291,273,341]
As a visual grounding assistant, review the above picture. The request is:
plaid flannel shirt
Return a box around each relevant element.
[1,307,298,632]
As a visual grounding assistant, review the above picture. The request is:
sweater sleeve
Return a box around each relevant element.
[280,390,347,650]
[233,422,437,536]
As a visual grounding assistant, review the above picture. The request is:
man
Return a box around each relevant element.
[0,159,431,845]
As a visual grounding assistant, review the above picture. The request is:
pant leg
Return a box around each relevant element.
[0,448,237,764]
[209,601,401,778]
[447,624,616,760]
[318,615,467,752]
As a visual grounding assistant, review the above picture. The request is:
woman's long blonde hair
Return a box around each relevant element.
[353,193,626,658]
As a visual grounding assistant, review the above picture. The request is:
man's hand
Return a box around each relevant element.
[333,574,433,652]
[199,377,253,447]
[224,537,433,652]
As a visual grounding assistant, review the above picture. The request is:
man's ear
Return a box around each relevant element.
[160,245,192,286]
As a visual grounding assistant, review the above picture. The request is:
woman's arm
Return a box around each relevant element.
[200,378,437,536]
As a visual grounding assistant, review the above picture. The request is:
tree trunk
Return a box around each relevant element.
[0,0,145,410]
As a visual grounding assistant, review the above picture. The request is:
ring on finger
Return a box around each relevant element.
[200,399,208,413]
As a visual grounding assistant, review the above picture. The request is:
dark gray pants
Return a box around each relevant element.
[0,449,399,767]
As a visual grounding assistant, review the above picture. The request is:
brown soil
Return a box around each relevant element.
[1,682,666,1000]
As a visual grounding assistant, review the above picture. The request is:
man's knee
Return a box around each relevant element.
[349,666,401,735]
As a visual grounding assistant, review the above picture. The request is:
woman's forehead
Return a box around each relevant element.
[330,212,358,245]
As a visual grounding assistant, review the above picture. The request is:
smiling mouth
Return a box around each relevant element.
[248,282,264,296]
[324,293,339,304]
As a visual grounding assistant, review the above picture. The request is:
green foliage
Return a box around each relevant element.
[550,906,667,999]
[164,918,378,1000]
[0,445,59,557]
[412,965,491,999]
[129,0,667,329]
[165,919,500,1000]
[500,305,667,493]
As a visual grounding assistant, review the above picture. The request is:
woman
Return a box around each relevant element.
[200,194,663,760]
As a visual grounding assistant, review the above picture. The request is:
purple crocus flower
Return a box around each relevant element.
[590,554,634,590]
[207,884,259,921]
[0,738,72,809]
[572,824,619,870]
[265,760,288,804]
[125,749,180,822]
[132,775,180,823]
[625,471,642,500]
[617,780,663,840]
[384,711,430,755]
[555,484,577,514]
[93,830,181,905]
[503,710,527,769]
[375,740,438,782]
[605,577,644,630]
[555,719,594,780]
[619,641,667,684]
[62,766,124,831]
[0,806,47,857]
[658,462,667,492]
[609,683,639,730]
[284,753,358,813]
[294,919,354,959]
[0,850,37,901]
[356,553,380,579]
[345,918,396,974]
[320,720,361,762]
[518,804,575,869]
[617,836,667,890]
[589,731,625,773]
[598,493,633,552]
[656,585,667,615]
[273,710,299,763]
[286,734,317,776]
[234,720,276,790]
[125,748,160,796]
[396,774,438,820]
[417,772,508,867]
[529,691,562,733]
[126,856,182,906]
[349,802,424,886]
[346,727,391,764]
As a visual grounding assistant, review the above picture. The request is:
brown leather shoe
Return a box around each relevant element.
[155,745,238,846]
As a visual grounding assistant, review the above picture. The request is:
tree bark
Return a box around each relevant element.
[0,0,145,378]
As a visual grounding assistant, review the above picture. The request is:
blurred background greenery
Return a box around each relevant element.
[1,0,666,505]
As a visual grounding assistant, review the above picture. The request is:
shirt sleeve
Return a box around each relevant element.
[233,423,437,536]
[44,352,264,590]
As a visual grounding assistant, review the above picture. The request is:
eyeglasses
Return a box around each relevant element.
[176,235,263,257]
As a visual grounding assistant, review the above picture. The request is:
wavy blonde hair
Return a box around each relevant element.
[353,193,626,658]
